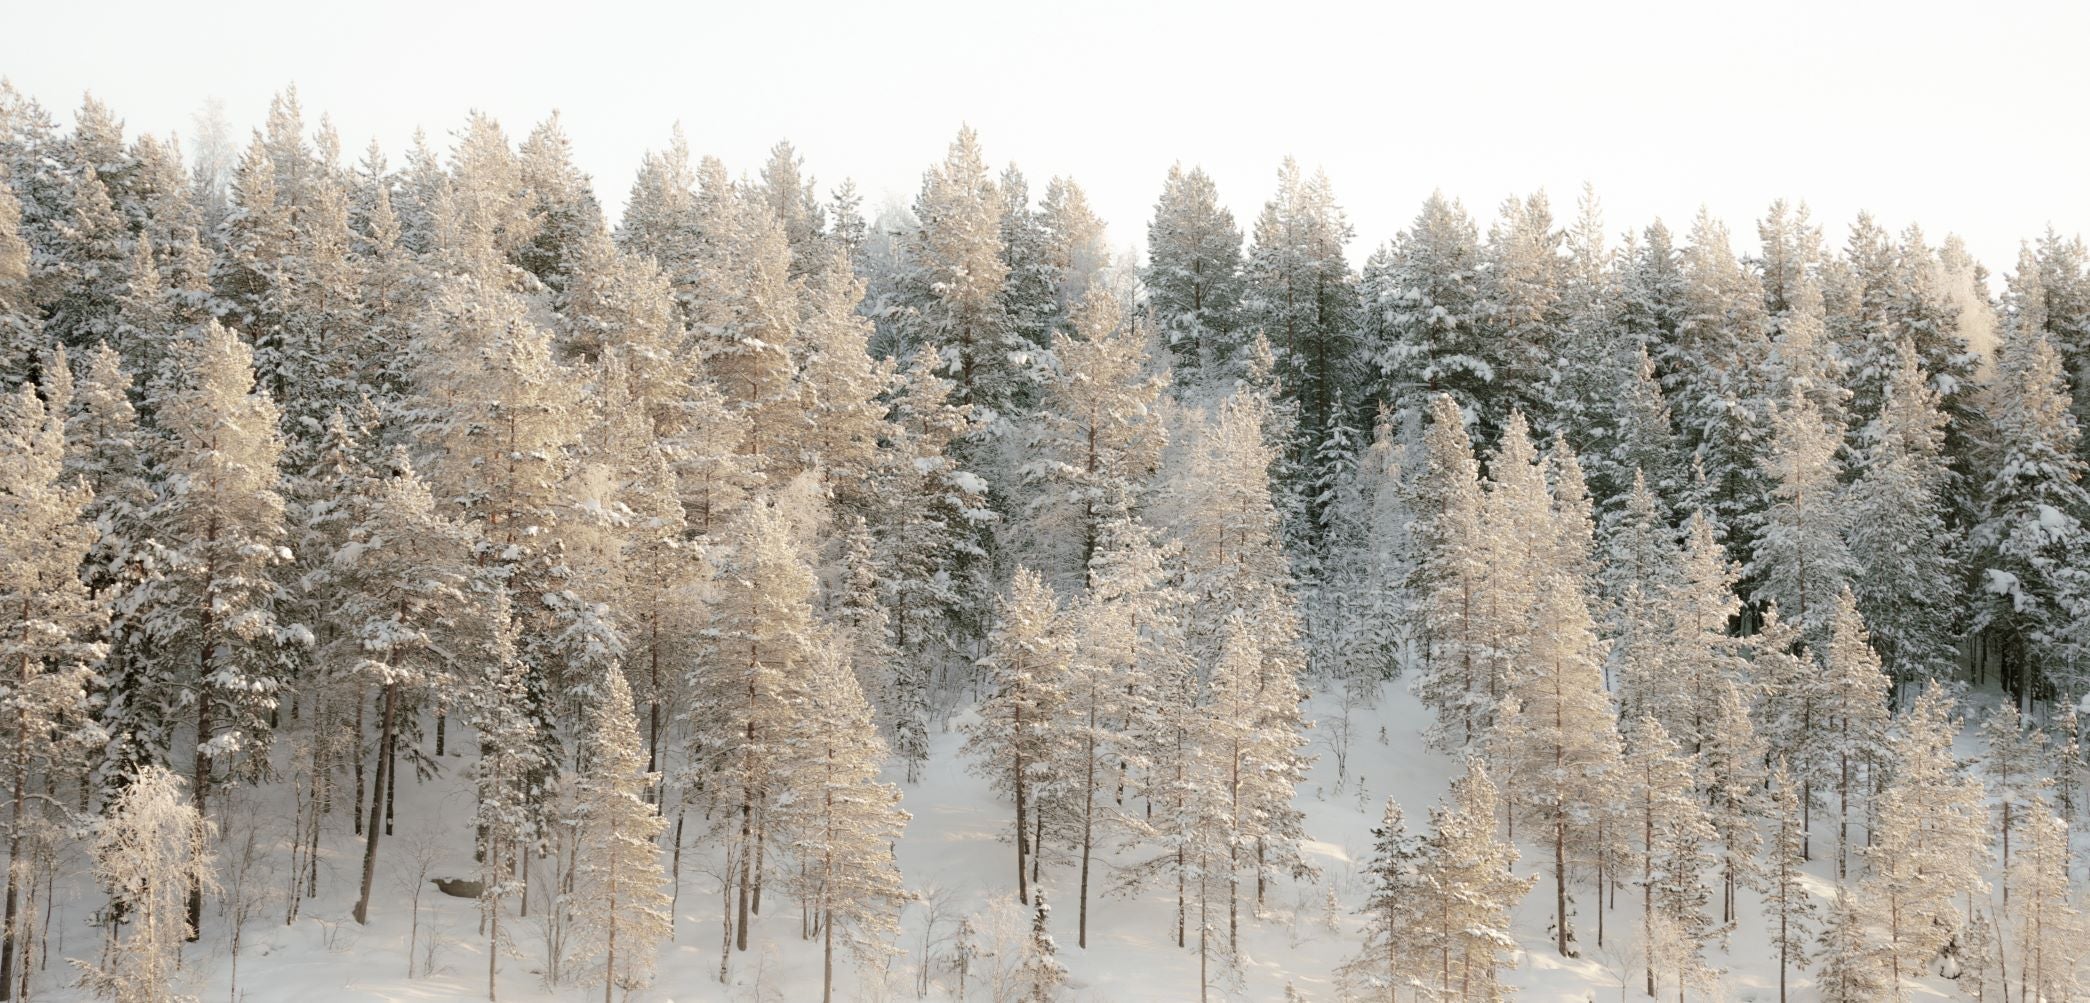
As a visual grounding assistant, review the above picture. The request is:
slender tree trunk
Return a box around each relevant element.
[1078,705,1095,949]
[0,685,25,1002]
[353,681,398,925]
[353,684,366,836]
[1014,745,1029,905]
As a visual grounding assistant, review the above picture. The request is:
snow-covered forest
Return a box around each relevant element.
[1,80,2089,1003]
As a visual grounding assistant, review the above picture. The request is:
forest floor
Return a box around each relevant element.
[27,677,2009,1003]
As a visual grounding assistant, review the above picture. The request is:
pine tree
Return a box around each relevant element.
[1982,702,2050,904]
[2006,799,2085,1003]
[780,637,909,1003]
[1809,590,1892,880]
[687,500,821,956]
[0,175,40,387]
[966,568,1069,906]
[1023,288,1167,586]
[1749,382,1855,650]
[1814,884,1891,1003]
[122,320,286,936]
[1623,718,1715,997]
[1144,163,1243,387]
[1417,759,1534,1002]
[1863,685,1988,992]
[1243,159,1356,542]
[467,594,537,1003]
[1491,575,1620,958]
[1038,176,1109,321]
[1340,798,1428,1001]
[341,449,481,925]
[1018,890,1066,1003]
[72,766,214,1003]
[1700,677,1765,930]
[569,670,671,1003]
[0,383,103,997]
[1764,759,1815,1003]
[1366,193,1487,434]
[1968,329,2090,701]
[1409,394,1490,747]
[1846,338,1961,691]
[901,127,1015,416]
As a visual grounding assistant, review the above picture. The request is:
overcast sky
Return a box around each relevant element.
[5,0,2085,275]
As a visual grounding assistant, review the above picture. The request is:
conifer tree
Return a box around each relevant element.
[1023,288,1167,585]
[1863,686,1987,991]
[72,766,214,1003]
[1623,718,1714,997]
[1810,590,1892,879]
[966,569,1069,906]
[1417,759,1533,1002]
[1764,759,1815,1003]
[123,319,286,936]
[0,176,39,387]
[1491,575,1619,958]
[687,501,820,955]
[1410,394,1490,747]
[902,127,1014,415]
[2006,799,2085,1003]
[1750,383,1855,650]
[467,594,537,1003]
[1018,890,1066,1003]
[342,449,480,925]
[1144,164,1243,387]
[1968,329,2090,701]
[0,383,103,997]
[569,670,671,1003]
[1814,885,1890,1003]
[1983,702,2050,902]
[1340,798,1428,1001]
[1846,338,1961,690]
[780,638,909,1003]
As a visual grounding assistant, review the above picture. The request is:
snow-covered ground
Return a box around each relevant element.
[29,677,2012,1002]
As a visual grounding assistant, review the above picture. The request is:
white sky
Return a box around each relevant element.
[5,0,2086,275]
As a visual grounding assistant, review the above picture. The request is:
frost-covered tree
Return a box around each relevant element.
[1365,193,1486,432]
[1491,575,1619,958]
[1968,329,2090,702]
[881,352,993,769]
[1814,884,1890,1003]
[1417,759,1533,1002]
[73,766,213,1003]
[1623,718,1715,997]
[687,500,819,955]
[120,320,286,935]
[569,670,670,1003]
[1862,686,1987,991]
[1809,590,1892,879]
[1982,702,2050,903]
[1144,164,1243,387]
[1409,394,1490,747]
[1243,158,1355,536]
[0,383,103,995]
[1339,798,1428,1001]
[901,127,1014,415]
[1749,383,1854,650]
[1845,338,1962,689]
[1018,890,1066,1003]
[0,176,40,387]
[2005,799,2085,1003]
[967,568,1069,906]
[341,449,481,925]
[778,638,908,1003]
[1023,288,1167,585]
[467,594,537,1003]
[1764,759,1815,1003]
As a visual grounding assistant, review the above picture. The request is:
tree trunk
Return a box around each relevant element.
[1078,708,1095,949]
[353,681,398,925]
[0,683,25,1002]
[1014,746,1029,905]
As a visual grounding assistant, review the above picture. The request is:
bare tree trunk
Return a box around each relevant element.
[354,681,398,925]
